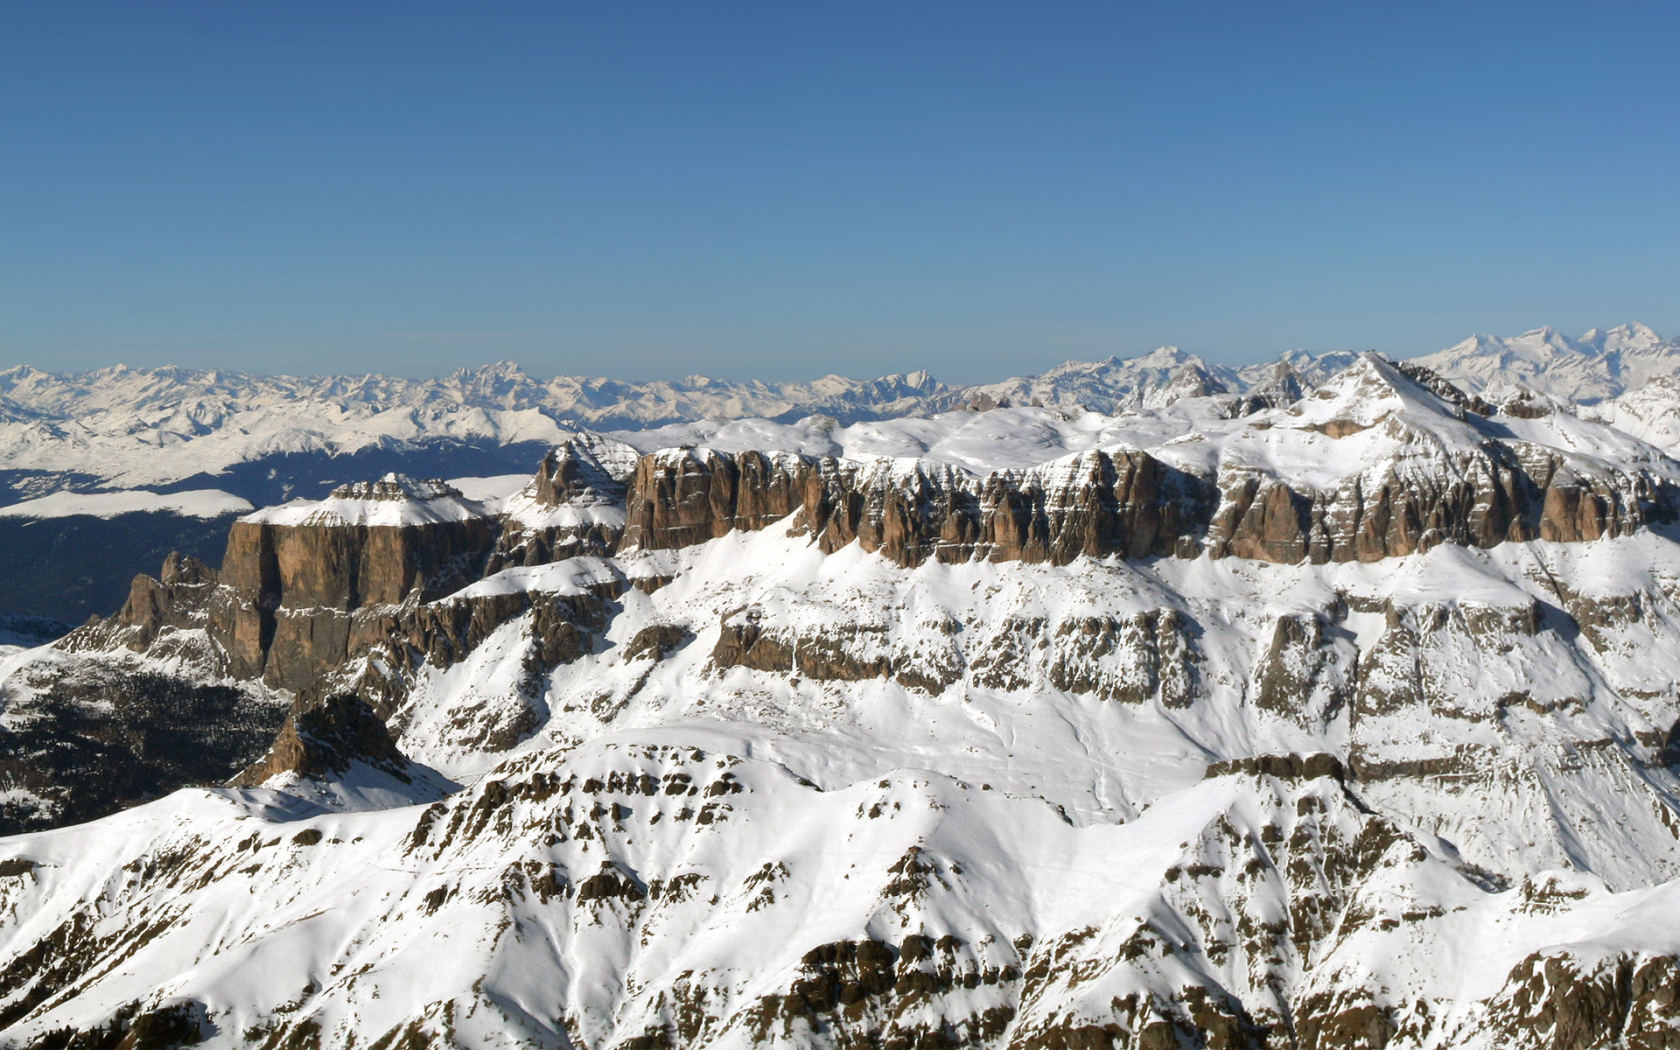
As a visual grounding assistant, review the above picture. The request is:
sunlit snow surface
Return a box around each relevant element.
[0,488,252,519]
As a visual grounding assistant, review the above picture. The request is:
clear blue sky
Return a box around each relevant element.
[2,2,1676,383]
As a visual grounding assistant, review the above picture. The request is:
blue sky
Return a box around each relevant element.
[2,2,1676,382]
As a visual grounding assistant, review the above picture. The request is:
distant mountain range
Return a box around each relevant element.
[0,324,1676,621]
[1,324,1676,502]
[1412,323,1680,403]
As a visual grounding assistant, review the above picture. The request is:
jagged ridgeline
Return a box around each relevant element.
[5,354,1680,1047]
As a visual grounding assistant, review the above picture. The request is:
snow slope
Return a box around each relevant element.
[245,475,487,528]
[7,738,1676,1050]
[0,489,252,520]
[8,516,1680,1046]
[1582,375,1680,456]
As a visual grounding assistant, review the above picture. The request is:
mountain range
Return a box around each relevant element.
[2,324,1676,500]
[0,324,1676,625]
[3,339,1680,1046]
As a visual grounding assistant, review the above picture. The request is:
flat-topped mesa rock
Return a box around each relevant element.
[487,433,637,571]
[619,355,1680,567]
[208,474,500,691]
[63,443,636,712]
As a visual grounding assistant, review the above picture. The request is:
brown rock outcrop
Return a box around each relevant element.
[233,693,417,787]
[488,436,633,570]
[622,447,1211,567]
[208,479,500,691]
[59,551,221,659]
[624,624,692,662]
[1203,752,1347,781]
[1479,950,1680,1050]
[710,609,893,683]
[343,586,613,721]
[1251,611,1355,724]
[1209,472,1310,563]
[621,441,1676,569]
[621,448,814,551]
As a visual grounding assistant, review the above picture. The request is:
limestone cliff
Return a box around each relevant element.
[618,440,1674,568]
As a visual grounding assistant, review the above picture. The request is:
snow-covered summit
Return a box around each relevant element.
[1281,353,1473,433]
[1414,323,1680,403]
[932,347,1243,414]
[245,473,487,527]
[331,473,461,502]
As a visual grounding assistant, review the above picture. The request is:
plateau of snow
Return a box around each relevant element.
[0,488,252,520]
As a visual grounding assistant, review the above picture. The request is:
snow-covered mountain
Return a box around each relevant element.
[1582,375,1680,457]
[0,362,944,498]
[0,350,1311,621]
[1413,323,1680,404]
[0,324,1674,619]
[5,352,1680,1046]
[1,325,1675,505]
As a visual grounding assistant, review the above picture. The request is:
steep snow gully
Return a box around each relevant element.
[5,345,1680,1047]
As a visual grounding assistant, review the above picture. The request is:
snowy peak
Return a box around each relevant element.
[1141,361,1231,409]
[1583,322,1664,354]
[942,346,1240,414]
[247,473,488,527]
[523,434,636,508]
[1414,322,1680,402]
[1241,359,1313,408]
[1280,352,1477,438]
[1,324,1677,506]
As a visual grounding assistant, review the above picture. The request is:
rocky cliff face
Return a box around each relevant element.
[188,475,500,692]
[619,433,1673,570]
[45,355,1680,781]
[70,357,1676,703]
[60,550,222,662]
